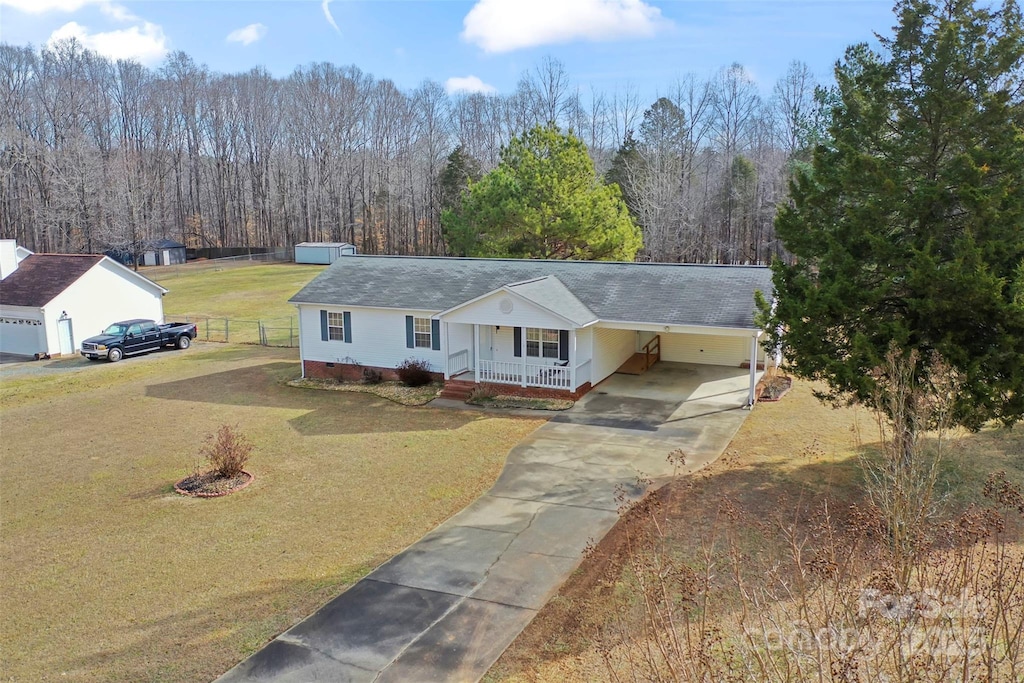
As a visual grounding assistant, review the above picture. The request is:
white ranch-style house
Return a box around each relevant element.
[291,255,774,403]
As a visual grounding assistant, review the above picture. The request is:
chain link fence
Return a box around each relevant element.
[174,315,298,347]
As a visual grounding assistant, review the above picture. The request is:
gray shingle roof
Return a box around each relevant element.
[290,256,774,329]
[503,276,597,326]
[0,254,103,307]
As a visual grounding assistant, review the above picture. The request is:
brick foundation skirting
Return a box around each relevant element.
[303,360,444,384]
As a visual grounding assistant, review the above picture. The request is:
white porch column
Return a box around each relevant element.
[473,324,480,384]
[748,333,759,406]
[520,325,527,387]
[442,321,450,380]
[569,329,577,391]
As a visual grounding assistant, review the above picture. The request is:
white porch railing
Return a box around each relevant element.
[447,349,470,377]
[528,363,571,389]
[477,359,574,390]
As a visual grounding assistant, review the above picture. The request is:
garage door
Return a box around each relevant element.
[0,316,44,355]
[661,333,750,367]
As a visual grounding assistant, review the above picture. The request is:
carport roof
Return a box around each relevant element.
[0,254,103,307]
[291,256,774,330]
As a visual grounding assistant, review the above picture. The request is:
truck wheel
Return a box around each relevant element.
[107,347,123,362]
[176,335,191,350]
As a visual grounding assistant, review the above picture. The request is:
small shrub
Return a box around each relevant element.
[362,367,383,384]
[201,425,253,478]
[396,358,433,387]
[468,384,498,402]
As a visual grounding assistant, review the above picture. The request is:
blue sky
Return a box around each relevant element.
[0,0,897,97]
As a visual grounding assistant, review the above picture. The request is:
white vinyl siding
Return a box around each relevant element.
[591,327,636,386]
[300,305,444,372]
[660,332,760,367]
[442,292,569,329]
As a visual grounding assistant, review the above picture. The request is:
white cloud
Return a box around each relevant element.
[445,75,497,95]
[226,23,267,46]
[47,20,169,65]
[0,0,96,13]
[462,0,667,53]
[0,0,135,18]
[321,0,341,34]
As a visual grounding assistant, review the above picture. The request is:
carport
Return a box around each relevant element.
[554,361,756,437]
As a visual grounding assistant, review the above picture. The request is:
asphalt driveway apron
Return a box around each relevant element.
[217,363,753,683]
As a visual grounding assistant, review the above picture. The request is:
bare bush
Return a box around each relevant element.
[396,358,433,387]
[857,346,961,584]
[201,425,253,478]
[361,367,383,384]
[597,491,1024,682]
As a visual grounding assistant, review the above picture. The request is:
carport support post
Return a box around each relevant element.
[473,324,480,384]
[748,333,758,406]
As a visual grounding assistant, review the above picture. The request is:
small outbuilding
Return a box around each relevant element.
[141,239,187,266]
[294,242,357,265]
[0,242,167,357]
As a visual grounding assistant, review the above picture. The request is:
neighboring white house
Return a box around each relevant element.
[294,242,357,265]
[0,239,32,279]
[0,244,167,357]
[290,255,774,404]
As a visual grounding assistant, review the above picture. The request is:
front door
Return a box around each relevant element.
[57,317,74,355]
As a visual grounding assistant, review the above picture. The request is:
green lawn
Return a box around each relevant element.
[151,262,325,345]
[0,344,544,681]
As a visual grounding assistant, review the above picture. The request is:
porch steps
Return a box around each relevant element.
[439,379,476,401]
[616,354,655,375]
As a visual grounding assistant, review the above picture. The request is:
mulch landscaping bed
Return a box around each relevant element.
[175,470,254,498]
[758,375,793,402]
[467,395,574,411]
[288,378,440,406]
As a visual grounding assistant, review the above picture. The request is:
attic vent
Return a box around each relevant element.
[499,297,514,314]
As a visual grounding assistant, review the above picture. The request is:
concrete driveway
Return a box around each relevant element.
[218,362,753,683]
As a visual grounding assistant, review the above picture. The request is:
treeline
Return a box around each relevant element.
[0,42,818,262]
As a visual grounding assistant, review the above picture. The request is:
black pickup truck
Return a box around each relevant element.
[80,319,197,362]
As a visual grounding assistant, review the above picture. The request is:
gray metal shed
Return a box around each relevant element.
[294,242,357,265]
[142,239,187,266]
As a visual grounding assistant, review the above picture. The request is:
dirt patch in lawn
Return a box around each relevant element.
[1,345,545,682]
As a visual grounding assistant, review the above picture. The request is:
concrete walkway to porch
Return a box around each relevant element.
[216,363,753,683]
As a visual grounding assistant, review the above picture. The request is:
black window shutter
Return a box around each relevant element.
[343,311,352,343]
[431,319,441,350]
[405,316,414,349]
[513,327,522,357]
[320,310,328,341]
[559,330,570,361]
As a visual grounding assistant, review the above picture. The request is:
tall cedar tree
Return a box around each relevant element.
[759,0,1024,430]
[443,125,642,260]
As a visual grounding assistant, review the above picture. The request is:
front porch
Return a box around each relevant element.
[443,323,591,394]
